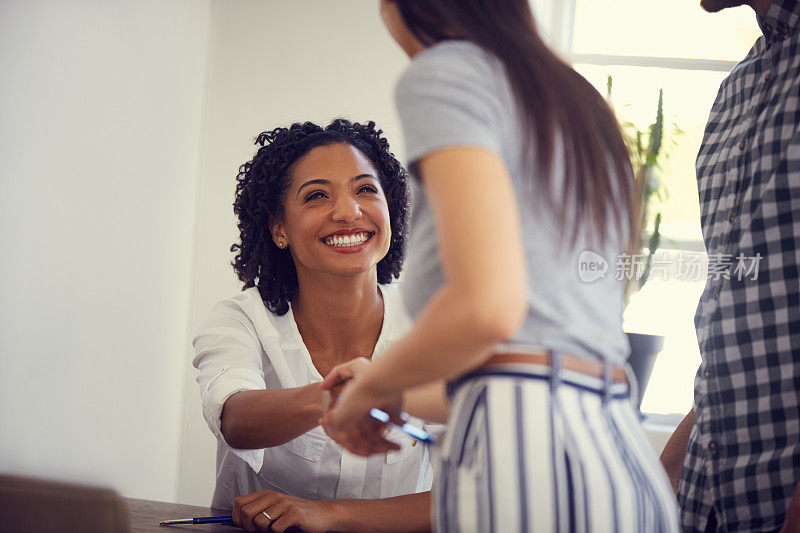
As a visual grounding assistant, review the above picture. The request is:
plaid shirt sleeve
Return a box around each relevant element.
[679,1,800,531]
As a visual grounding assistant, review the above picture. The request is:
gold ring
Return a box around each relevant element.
[262,510,273,521]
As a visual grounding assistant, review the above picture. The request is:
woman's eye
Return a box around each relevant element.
[357,185,379,194]
[304,191,326,202]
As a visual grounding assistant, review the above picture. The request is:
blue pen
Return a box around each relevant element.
[160,515,233,526]
[370,408,434,444]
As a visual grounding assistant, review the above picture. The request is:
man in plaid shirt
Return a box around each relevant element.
[659,0,800,531]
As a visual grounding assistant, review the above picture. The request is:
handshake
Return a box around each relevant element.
[320,357,434,447]
[319,357,372,415]
[318,357,425,457]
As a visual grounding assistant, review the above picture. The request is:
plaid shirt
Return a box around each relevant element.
[680,1,800,531]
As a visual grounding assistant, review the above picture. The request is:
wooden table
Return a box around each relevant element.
[126,498,239,532]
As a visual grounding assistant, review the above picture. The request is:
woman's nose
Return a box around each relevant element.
[331,194,362,222]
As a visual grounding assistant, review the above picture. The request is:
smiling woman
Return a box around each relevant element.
[230,119,409,317]
[191,119,433,532]
[270,142,393,285]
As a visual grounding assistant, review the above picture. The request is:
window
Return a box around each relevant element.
[535,1,762,415]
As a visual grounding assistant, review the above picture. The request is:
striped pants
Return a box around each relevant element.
[433,358,680,532]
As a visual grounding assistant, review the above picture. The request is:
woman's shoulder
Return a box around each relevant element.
[207,287,272,317]
[397,39,500,91]
[394,40,508,165]
[409,39,494,69]
[196,287,281,338]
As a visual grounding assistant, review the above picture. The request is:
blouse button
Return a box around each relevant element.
[739,140,746,150]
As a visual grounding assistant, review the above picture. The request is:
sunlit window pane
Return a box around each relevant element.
[575,64,728,237]
[572,0,761,61]
[567,1,764,416]
[573,64,734,414]
[624,265,707,415]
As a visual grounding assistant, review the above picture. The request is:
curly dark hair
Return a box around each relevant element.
[230,118,410,316]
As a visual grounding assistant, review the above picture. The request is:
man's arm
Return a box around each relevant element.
[659,407,695,494]
[780,480,800,533]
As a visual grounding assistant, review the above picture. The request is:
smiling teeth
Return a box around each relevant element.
[324,232,370,247]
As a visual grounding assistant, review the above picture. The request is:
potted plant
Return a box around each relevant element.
[606,75,682,409]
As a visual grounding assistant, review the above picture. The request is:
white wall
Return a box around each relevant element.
[0,0,211,502]
[177,0,409,506]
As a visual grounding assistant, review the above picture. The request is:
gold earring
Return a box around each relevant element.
[277,241,286,249]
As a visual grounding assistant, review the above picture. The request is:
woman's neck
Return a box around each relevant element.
[291,271,385,369]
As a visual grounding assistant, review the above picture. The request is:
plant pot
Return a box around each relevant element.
[625,332,664,410]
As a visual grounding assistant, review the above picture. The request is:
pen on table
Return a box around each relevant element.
[369,408,434,444]
[160,515,233,526]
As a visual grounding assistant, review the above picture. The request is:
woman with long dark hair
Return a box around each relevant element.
[321,2,680,531]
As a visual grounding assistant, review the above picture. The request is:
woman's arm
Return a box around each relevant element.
[356,147,528,393]
[221,384,324,449]
[403,379,449,423]
[234,489,431,533]
[322,358,450,423]
[193,308,328,450]
[326,492,431,533]
[321,147,527,453]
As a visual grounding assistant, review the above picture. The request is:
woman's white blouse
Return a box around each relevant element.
[192,282,434,508]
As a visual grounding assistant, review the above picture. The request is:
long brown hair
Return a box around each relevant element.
[396,0,638,249]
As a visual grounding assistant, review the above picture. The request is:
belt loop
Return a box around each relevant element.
[445,378,456,400]
[602,359,613,404]
[549,350,562,392]
[624,364,640,412]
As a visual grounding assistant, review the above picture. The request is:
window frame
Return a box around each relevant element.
[543,0,739,72]
[544,0,739,421]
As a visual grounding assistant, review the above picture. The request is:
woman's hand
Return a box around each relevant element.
[320,357,371,413]
[232,489,338,533]
[320,377,403,457]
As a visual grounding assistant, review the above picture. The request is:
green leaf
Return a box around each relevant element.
[646,89,664,162]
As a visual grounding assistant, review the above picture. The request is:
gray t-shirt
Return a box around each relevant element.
[395,40,629,364]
